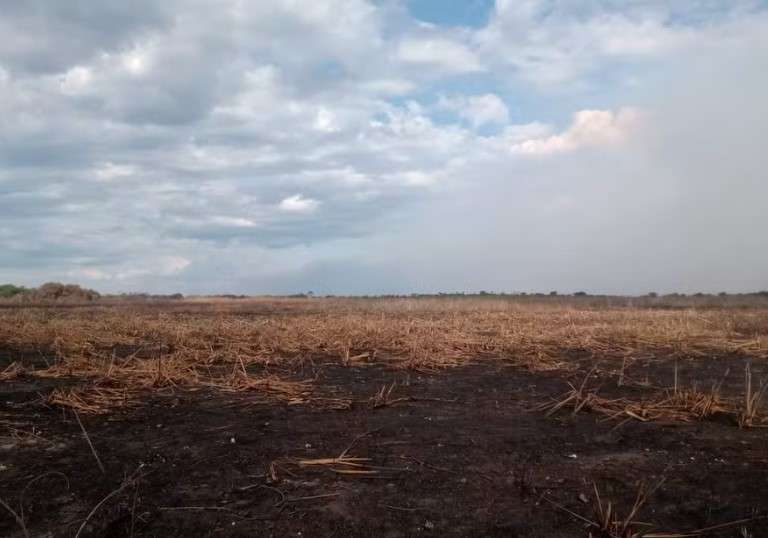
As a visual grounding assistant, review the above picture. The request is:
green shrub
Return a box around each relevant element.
[0,284,27,298]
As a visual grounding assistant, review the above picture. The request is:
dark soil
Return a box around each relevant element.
[2,354,767,537]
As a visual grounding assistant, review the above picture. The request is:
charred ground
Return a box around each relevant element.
[1,298,767,537]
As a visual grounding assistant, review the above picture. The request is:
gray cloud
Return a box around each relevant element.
[0,1,766,294]
[378,26,768,294]
[0,0,171,74]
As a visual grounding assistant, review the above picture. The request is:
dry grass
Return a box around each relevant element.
[588,480,661,538]
[738,363,768,428]
[369,382,411,409]
[0,361,25,380]
[663,385,727,420]
[294,455,380,476]
[547,478,765,538]
[541,363,764,428]
[544,479,663,538]
[267,429,403,481]
[48,385,135,414]
[3,298,768,536]
[0,298,767,413]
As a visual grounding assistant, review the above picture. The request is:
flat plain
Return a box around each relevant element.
[1,296,767,537]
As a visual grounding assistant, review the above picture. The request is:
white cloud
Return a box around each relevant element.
[511,108,642,155]
[397,38,484,73]
[67,256,190,283]
[160,256,191,275]
[209,216,258,228]
[69,268,112,281]
[299,167,372,186]
[475,1,719,86]
[439,93,510,128]
[94,162,137,181]
[59,66,93,94]
[120,47,152,76]
[500,122,553,143]
[279,194,320,213]
[361,78,415,96]
[313,107,340,132]
[390,170,437,186]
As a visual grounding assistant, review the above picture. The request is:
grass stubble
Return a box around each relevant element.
[1,297,767,536]
[1,298,766,415]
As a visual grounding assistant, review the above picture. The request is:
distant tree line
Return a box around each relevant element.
[318,291,768,299]
[106,292,185,301]
[2,282,768,305]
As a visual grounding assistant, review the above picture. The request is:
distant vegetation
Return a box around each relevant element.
[2,282,768,308]
[0,282,100,303]
[0,284,27,298]
[315,291,768,309]
[105,292,185,302]
[0,284,191,304]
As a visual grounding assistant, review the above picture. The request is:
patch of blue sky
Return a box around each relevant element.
[392,73,574,129]
[406,0,495,28]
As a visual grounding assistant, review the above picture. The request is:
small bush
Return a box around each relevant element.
[0,284,27,298]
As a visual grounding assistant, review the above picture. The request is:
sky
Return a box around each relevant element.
[1,0,767,295]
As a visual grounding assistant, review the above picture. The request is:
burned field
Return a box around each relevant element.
[1,298,768,537]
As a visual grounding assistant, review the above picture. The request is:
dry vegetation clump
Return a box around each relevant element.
[726,312,768,337]
[38,353,352,414]
[541,364,766,428]
[739,362,768,428]
[48,385,135,414]
[662,385,728,420]
[0,298,767,414]
[5,282,101,304]
[545,479,665,538]
[547,479,766,538]
[0,361,25,380]
[369,382,411,409]
[587,480,661,538]
[267,429,405,483]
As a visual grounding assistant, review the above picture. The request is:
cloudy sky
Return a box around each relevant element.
[1,1,767,295]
